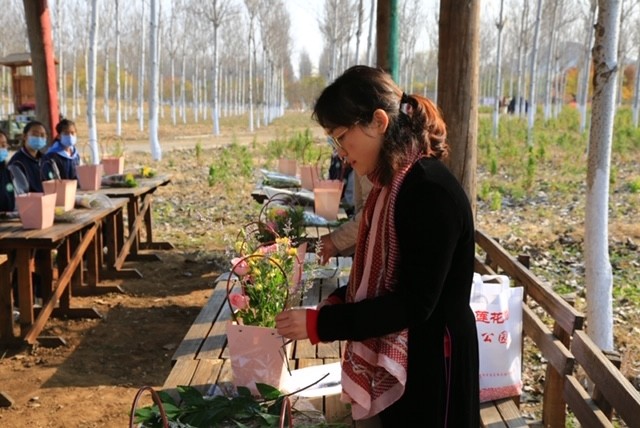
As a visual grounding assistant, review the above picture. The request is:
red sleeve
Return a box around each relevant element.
[306,309,320,345]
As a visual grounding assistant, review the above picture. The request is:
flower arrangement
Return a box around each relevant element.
[229,236,305,328]
[257,205,306,244]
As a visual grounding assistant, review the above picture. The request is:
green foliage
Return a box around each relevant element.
[490,191,502,211]
[627,177,640,193]
[207,142,254,187]
[258,206,307,244]
[134,384,291,428]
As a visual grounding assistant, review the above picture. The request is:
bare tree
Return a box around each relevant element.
[526,0,544,146]
[148,0,161,160]
[579,0,598,133]
[115,0,122,136]
[585,0,621,352]
[87,0,100,164]
[492,0,505,139]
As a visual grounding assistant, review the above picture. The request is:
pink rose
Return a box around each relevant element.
[274,208,287,218]
[259,243,278,255]
[229,293,250,310]
[231,258,250,276]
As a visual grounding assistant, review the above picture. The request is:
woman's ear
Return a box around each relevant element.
[372,109,389,135]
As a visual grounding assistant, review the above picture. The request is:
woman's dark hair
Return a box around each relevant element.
[313,65,448,185]
[55,118,75,136]
[23,120,47,136]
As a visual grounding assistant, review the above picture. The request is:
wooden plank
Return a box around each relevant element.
[494,398,527,427]
[572,330,640,427]
[522,304,574,376]
[200,287,236,360]
[563,375,613,428]
[190,359,224,395]
[171,288,223,361]
[480,401,508,427]
[475,230,584,335]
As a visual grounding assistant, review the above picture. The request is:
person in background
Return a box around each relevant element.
[42,118,80,181]
[276,66,479,427]
[0,129,15,212]
[7,120,47,193]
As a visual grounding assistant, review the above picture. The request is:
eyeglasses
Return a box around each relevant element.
[326,122,358,153]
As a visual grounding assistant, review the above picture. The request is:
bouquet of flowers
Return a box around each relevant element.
[229,237,305,328]
[256,205,306,245]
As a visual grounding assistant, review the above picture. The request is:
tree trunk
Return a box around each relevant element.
[492,0,505,139]
[579,1,597,133]
[526,0,543,146]
[585,0,620,352]
[438,0,480,213]
[543,0,559,122]
[148,0,161,160]
[516,0,529,116]
[212,23,220,135]
[103,50,110,123]
[367,0,376,66]
[86,0,100,164]
[23,0,60,139]
[137,0,145,131]
[115,0,122,136]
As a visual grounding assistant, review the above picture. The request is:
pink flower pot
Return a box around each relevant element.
[277,158,297,177]
[15,193,57,229]
[299,165,320,190]
[315,179,342,190]
[226,322,291,394]
[314,188,342,220]
[42,179,77,212]
[102,156,125,175]
[76,164,103,190]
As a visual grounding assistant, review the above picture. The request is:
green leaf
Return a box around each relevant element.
[177,385,207,406]
[236,386,252,397]
[255,383,282,400]
[157,390,178,407]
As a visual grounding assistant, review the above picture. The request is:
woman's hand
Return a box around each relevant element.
[318,234,338,265]
[275,309,309,340]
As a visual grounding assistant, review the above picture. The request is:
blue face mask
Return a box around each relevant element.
[27,136,46,151]
[0,148,8,163]
[60,134,77,148]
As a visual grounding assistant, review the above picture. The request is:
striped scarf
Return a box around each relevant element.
[341,154,421,420]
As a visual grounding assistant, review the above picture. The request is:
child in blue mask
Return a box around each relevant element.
[42,119,80,180]
[7,120,47,193]
[0,129,15,212]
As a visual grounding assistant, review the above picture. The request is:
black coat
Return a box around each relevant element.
[317,157,479,427]
[7,147,44,193]
[0,162,15,211]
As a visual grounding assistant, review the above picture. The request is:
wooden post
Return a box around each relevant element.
[22,0,59,140]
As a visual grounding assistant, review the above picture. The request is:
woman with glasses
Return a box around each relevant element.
[276,65,479,427]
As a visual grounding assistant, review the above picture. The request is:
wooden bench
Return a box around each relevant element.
[161,256,352,425]
[475,229,583,427]
[476,230,640,427]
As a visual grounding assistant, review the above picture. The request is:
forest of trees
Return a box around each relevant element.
[0,0,639,135]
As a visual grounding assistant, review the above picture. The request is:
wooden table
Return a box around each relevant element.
[162,257,352,425]
[79,175,174,277]
[0,199,129,345]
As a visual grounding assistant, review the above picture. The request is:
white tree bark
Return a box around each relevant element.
[585,0,621,352]
[515,0,530,116]
[526,0,544,146]
[138,0,145,131]
[366,0,375,66]
[543,0,559,122]
[579,1,597,133]
[115,0,122,136]
[148,0,162,160]
[103,49,110,123]
[87,0,100,165]
[72,50,78,119]
[492,0,505,139]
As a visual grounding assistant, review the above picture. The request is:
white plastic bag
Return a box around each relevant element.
[470,274,523,402]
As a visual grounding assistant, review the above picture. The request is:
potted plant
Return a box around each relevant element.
[101,138,125,175]
[15,192,57,229]
[42,179,77,212]
[226,236,307,394]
